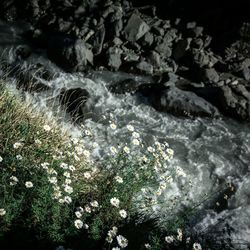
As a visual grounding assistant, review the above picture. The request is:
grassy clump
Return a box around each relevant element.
[0,84,206,249]
[0,85,95,242]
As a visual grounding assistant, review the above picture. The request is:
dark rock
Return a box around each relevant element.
[145,85,219,118]
[57,18,72,33]
[191,38,204,50]
[124,13,150,42]
[155,42,172,58]
[47,35,93,72]
[147,51,161,67]
[109,78,143,94]
[122,48,140,62]
[59,88,90,121]
[152,26,165,36]
[193,50,218,68]
[140,32,154,47]
[173,39,191,61]
[15,45,32,60]
[113,37,123,46]
[163,29,178,44]
[202,68,220,83]
[136,61,154,75]
[192,26,204,37]
[189,84,250,121]
[186,22,196,29]
[241,58,250,80]
[107,46,123,71]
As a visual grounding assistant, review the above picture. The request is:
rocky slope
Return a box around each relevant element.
[1,0,250,121]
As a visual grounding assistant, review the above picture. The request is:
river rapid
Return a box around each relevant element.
[1,22,250,249]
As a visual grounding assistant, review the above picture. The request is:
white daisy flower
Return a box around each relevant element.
[119,209,127,218]
[13,142,23,149]
[123,146,130,154]
[83,172,91,179]
[110,197,120,207]
[84,224,89,229]
[58,198,65,204]
[53,190,62,199]
[0,156,3,162]
[64,196,72,204]
[167,148,174,156]
[193,243,202,250]
[106,236,113,243]
[63,172,71,178]
[117,235,128,248]
[35,139,42,145]
[84,130,92,136]
[75,211,82,218]
[74,219,83,229]
[48,176,57,184]
[115,176,123,183]
[147,146,155,153]
[69,165,76,171]
[10,176,18,184]
[165,236,174,243]
[126,124,134,131]
[90,201,99,207]
[25,181,33,188]
[176,166,186,177]
[64,185,73,194]
[43,125,51,132]
[132,132,140,138]
[60,163,68,169]
[132,139,140,146]
[110,146,118,154]
[85,205,91,213]
[65,178,72,185]
[41,162,50,169]
[110,123,117,130]
[0,209,6,216]
[83,150,90,158]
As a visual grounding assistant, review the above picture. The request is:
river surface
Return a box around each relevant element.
[1,22,250,249]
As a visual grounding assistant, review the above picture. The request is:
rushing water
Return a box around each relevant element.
[1,22,250,249]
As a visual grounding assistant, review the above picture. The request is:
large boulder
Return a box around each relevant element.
[47,34,93,72]
[124,13,150,42]
[193,83,250,121]
[142,84,219,118]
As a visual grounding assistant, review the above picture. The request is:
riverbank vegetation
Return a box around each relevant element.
[0,84,204,249]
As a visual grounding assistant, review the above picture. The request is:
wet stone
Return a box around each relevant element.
[124,13,150,42]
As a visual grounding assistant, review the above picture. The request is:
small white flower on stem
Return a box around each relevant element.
[0,209,6,216]
[64,196,72,204]
[13,142,23,149]
[119,209,127,218]
[90,201,99,207]
[193,243,202,250]
[123,146,130,154]
[110,123,117,130]
[43,125,51,132]
[110,197,120,207]
[25,181,33,188]
[115,176,123,183]
[74,219,83,229]
[117,235,128,248]
[126,125,134,132]
[165,236,174,243]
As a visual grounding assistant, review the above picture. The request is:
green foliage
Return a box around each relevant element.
[0,84,208,249]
